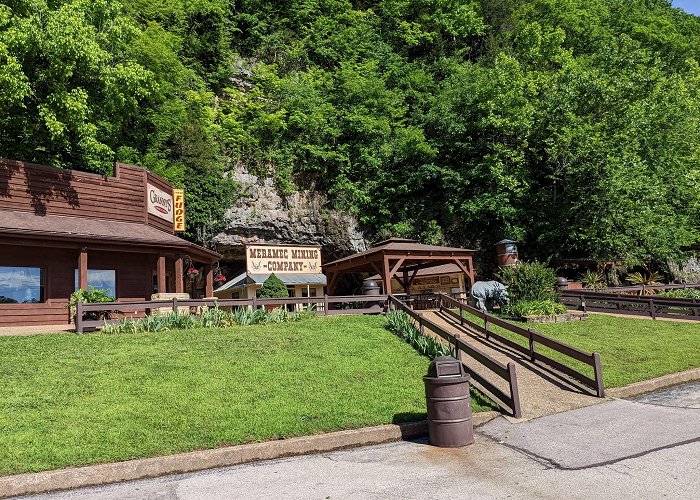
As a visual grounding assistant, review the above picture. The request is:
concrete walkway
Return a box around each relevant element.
[25,383,700,500]
[425,310,602,420]
[0,324,73,336]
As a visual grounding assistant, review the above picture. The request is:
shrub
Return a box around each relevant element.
[200,305,227,328]
[385,311,452,359]
[496,262,558,302]
[258,273,289,298]
[100,304,317,333]
[579,270,606,289]
[68,287,114,321]
[657,289,700,299]
[626,271,663,286]
[504,300,567,318]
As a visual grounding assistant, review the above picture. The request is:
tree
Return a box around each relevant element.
[2,0,699,267]
[258,274,289,298]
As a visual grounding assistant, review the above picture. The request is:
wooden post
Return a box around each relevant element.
[78,248,88,290]
[323,294,329,315]
[593,352,605,397]
[157,256,166,294]
[175,257,184,293]
[172,297,178,313]
[382,256,392,295]
[454,333,461,361]
[508,362,522,418]
[75,301,83,333]
[528,328,535,362]
[204,264,214,297]
[649,298,656,319]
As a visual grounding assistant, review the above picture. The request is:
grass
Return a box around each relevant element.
[0,315,490,476]
[460,310,700,389]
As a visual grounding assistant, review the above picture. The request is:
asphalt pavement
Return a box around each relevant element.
[21,382,700,500]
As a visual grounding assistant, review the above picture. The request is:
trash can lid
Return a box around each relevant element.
[426,356,466,378]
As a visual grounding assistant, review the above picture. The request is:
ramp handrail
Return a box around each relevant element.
[439,294,604,397]
[388,295,522,418]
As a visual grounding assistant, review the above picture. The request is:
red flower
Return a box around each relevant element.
[187,267,199,275]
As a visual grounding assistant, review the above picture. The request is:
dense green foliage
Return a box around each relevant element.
[0,0,235,242]
[657,288,700,299]
[497,262,559,302]
[1,1,699,259]
[504,299,567,318]
[385,310,452,360]
[67,286,114,321]
[258,273,289,298]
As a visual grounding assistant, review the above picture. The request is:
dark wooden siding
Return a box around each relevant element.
[0,245,159,327]
[0,159,175,233]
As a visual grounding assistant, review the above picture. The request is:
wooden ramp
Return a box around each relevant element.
[424,309,604,421]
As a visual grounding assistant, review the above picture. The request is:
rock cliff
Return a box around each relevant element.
[211,169,367,265]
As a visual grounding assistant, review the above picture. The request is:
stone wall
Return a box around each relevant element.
[212,169,367,267]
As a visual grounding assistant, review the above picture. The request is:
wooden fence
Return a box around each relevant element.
[438,294,605,398]
[76,295,388,333]
[581,283,700,295]
[388,295,522,418]
[560,290,700,321]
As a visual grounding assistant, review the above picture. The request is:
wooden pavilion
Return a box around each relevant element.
[323,238,476,295]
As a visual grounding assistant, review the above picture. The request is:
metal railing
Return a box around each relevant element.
[388,295,522,418]
[75,295,388,333]
[438,294,605,398]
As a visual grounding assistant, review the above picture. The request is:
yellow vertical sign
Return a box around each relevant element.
[173,189,186,232]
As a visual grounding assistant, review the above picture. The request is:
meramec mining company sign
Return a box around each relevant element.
[246,244,321,274]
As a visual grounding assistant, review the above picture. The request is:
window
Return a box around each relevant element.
[0,267,44,304]
[74,269,116,298]
[301,287,317,297]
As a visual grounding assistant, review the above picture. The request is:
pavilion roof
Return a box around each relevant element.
[323,238,475,273]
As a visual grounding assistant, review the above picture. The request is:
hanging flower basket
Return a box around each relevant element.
[214,274,227,283]
[187,267,199,278]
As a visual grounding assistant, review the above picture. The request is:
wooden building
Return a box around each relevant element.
[214,244,326,299]
[0,158,220,327]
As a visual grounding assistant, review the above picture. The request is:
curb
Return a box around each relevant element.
[1,412,500,498]
[607,367,700,399]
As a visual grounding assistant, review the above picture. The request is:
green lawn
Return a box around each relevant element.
[463,311,700,389]
[0,315,487,476]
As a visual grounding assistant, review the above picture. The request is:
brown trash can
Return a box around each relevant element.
[423,356,474,448]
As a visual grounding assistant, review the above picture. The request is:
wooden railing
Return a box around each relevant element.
[560,290,700,321]
[388,295,522,418]
[76,295,388,333]
[438,294,605,398]
[576,283,700,294]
